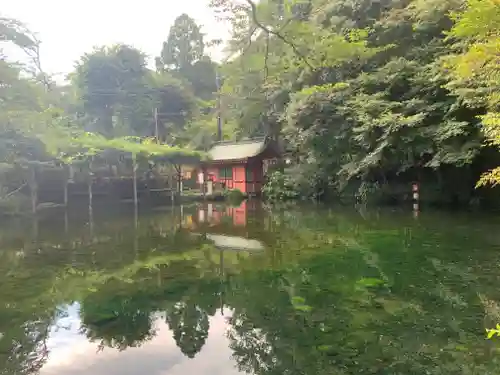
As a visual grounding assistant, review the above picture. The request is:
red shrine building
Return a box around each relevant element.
[200,137,281,195]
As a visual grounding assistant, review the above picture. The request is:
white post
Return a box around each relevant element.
[63,165,69,207]
[88,159,93,216]
[199,170,206,199]
[154,107,159,144]
[88,178,93,214]
[132,153,138,210]
[207,180,214,196]
[63,181,68,207]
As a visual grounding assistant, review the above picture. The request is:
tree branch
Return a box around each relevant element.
[244,0,313,70]
[241,26,258,56]
[1,182,27,200]
[264,32,269,79]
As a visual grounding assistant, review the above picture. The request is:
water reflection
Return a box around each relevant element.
[2,202,500,374]
[42,305,238,375]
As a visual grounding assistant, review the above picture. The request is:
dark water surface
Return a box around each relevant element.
[2,201,500,374]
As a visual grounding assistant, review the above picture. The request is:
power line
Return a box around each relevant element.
[80,87,217,95]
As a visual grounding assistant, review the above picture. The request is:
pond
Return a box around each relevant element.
[1,200,500,374]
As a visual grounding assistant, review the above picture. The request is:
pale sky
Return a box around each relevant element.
[2,0,230,81]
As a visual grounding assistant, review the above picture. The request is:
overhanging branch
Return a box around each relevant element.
[244,0,313,70]
[241,26,258,56]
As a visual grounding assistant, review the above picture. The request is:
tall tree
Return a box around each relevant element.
[166,301,210,358]
[72,44,151,136]
[158,14,205,72]
[157,14,218,101]
[147,72,196,142]
[446,0,500,186]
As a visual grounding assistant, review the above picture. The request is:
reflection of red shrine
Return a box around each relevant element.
[186,200,265,252]
[196,200,259,228]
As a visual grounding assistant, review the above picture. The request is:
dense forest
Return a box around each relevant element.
[1,0,499,210]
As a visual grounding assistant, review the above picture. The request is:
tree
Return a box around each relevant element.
[80,290,156,351]
[446,0,500,187]
[158,14,205,72]
[157,14,218,101]
[0,17,69,214]
[213,0,496,206]
[72,45,152,136]
[149,72,197,142]
[166,302,210,358]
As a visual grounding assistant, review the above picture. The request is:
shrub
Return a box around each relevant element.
[224,188,245,204]
[263,171,299,201]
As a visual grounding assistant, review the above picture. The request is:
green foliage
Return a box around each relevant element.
[0,13,218,215]
[72,45,152,136]
[73,133,201,157]
[158,14,205,71]
[3,203,500,372]
[212,0,500,205]
[0,17,36,54]
[0,17,72,212]
[4,1,500,210]
[486,324,500,339]
[70,43,204,142]
[224,188,246,204]
[263,171,299,201]
[446,0,500,187]
[156,14,218,102]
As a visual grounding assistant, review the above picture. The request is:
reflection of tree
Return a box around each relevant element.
[0,312,57,375]
[80,292,156,351]
[227,313,276,375]
[77,260,222,356]
[0,206,229,373]
[166,301,209,358]
[226,271,317,375]
[5,203,500,374]
[223,218,500,375]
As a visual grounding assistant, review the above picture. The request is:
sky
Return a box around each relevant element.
[2,0,230,81]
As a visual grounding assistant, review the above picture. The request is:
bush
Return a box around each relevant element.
[263,171,299,201]
[224,188,245,204]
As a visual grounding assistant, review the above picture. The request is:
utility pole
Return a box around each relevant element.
[278,0,284,21]
[216,72,222,142]
[154,107,159,144]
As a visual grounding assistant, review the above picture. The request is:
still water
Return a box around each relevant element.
[2,200,500,374]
